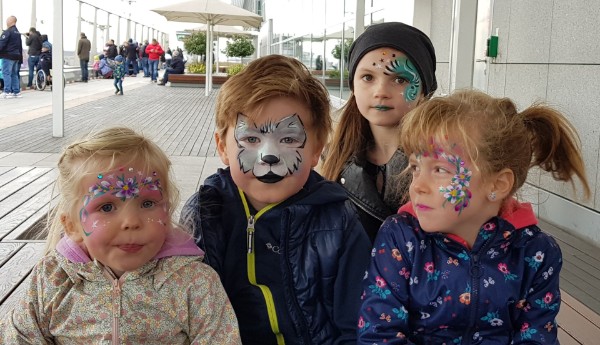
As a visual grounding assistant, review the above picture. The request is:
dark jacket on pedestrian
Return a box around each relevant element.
[0,25,23,61]
[169,55,185,74]
[180,168,371,345]
[126,43,138,60]
[339,150,408,243]
[106,43,117,59]
[77,35,91,60]
[26,30,42,56]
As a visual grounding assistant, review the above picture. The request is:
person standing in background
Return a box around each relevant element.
[77,32,91,83]
[140,39,149,77]
[25,27,42,89]
[0,16,23,99]
[145,38,163,83]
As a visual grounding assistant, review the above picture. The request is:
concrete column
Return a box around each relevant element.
[133,22,136,41]
[0,1,3,30]
[126,18,131,41]
[31,0,37,28]
[52,0,65,137]
[448,0,477,91]
[354,0,365,39]
[76,1,82,53]
[92,7,97,56]
[116,16,121,45]
[412,0,432,36]
[106,14,110,43]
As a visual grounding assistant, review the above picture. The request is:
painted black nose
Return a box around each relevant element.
[262,155,280,165]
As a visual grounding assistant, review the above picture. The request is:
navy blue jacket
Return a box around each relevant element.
[358,200,562,344]
[181,168,371,345]
[0,25,23,61]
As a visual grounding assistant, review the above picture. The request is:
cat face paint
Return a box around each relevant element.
[79,168,164,236]
[384,55,422,102]
[234,113,307,184]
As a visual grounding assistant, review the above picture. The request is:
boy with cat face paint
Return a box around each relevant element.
[180,55,371,345]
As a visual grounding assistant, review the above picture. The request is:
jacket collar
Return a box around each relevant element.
[398,198,538,230]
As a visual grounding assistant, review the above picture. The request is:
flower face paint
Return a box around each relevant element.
[408,140,493,241]
[234,112,307,184]
[219,96,321,210]
[353,48,423,129]
[75,165,169,277]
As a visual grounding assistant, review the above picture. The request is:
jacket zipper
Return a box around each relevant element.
[112,278,122,344]
[238,188,285,345]
[97,261,124,344]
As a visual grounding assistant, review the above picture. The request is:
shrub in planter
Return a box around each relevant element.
[187,63,216,74]
[227,64,245,76]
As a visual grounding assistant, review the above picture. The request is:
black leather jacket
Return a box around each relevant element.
[338,150,409,243]
[180,168,371,345]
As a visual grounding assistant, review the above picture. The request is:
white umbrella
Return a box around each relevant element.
[151,0,263,95]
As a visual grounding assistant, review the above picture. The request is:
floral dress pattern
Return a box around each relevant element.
[0,249,242,344]
[357,200,562,345]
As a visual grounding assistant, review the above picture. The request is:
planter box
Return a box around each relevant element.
[169,74,229,87]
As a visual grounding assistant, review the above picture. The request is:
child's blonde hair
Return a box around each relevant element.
[400,89,590,201]
[45,127,179,254]
[215,54,332,149]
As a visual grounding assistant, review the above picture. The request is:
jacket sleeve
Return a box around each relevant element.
[511,233,562,344]
[77,40,82,55]
[357,218,412,344]
[331,202,372,345]
[187,263,242,345]
[0,29,10,51]
[0,260,54,344]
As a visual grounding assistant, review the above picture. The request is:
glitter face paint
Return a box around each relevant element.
[80,169,164,236]
[384,55,422,102]
[234,113,307,184]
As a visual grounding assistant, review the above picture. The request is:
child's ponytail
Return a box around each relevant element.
[520,105,590,198]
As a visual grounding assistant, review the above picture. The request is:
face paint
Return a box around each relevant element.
[420,142,472,214]
[234,113,307,184]
[384,55,422,102]
[79,169,163,236]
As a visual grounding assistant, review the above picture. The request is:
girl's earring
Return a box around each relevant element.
[488,191,497,201]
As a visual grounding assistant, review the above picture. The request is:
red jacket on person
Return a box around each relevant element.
[145,43,164,61]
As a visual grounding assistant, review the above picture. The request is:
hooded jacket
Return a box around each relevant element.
[357,200,561,344]
[0,231,242,344]
[180,168,371,345]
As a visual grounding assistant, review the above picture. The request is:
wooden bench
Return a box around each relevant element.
[0,166,56,315]
[168,74,229,87]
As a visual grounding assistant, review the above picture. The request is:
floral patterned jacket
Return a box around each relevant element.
[358,200,561,344]
[0,234,242,344]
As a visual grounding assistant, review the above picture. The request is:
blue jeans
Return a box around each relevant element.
[142,57,149,76]
[114,77,123,93]
[80,59,89,81]
[27,55,40,87]
[126,58,138,75]
[2,59,21,94]
[149,59,159,81]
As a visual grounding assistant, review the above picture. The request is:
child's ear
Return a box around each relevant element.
[489,168,514,201]
[215,132,230,166]
[61,214,83,243]
[310,143,325,168]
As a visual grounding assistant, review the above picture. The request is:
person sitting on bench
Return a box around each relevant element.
[158,50,185,85]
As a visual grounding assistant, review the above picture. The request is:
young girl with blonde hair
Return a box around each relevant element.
[321,22,438,243]
[0,127,241,344]
[357,90,589,344]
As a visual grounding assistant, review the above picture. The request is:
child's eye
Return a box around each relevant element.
[280,137,298,144]
[394,76,408,85]
[99,203,114,213]
[408,163,420,174]
[361,74,373,82]
[245,136,260,144]
[434,166,451,174]
[141,200,156,209]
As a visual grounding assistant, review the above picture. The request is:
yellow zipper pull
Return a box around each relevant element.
[247,215,255,253]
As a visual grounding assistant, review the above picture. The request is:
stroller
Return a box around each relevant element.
[35,47,53,91]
